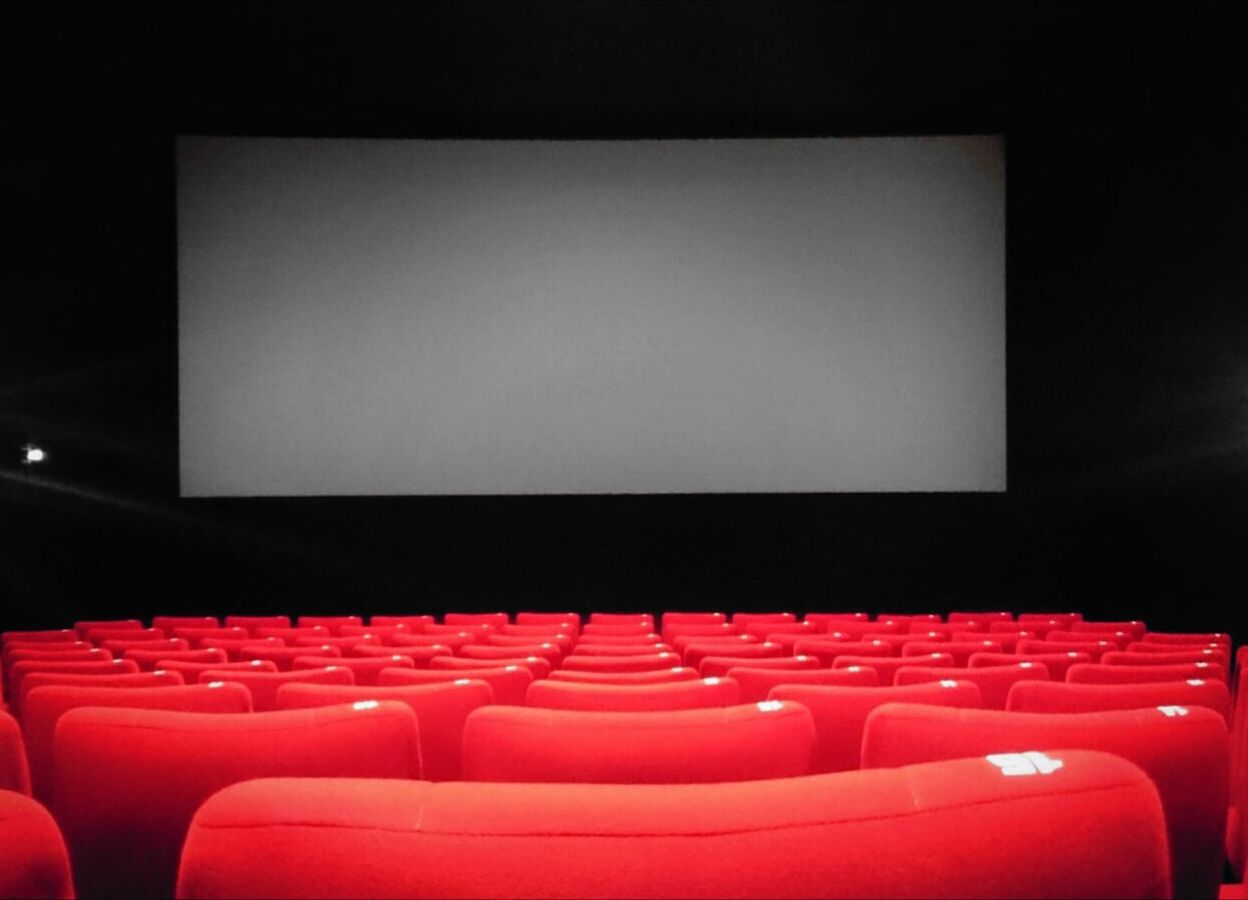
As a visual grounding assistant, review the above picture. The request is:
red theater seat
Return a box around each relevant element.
[17,670,185,718]
[546,667,698,686]
[122,648,227,672]
[727,665,879,702]
[2,630,77,645]
[574,632,663,645]
[794,639,893,666]
[463,702,815,783]
[241,643,342,671]
[698,654,819,678]
[952,630,1032,653]
[832,652,955,684]
[514,612,581,628]
[177,750,1170,900]
[739,621,817,641]
[1142,631,1231,648]
[292,634,382,651]
[222,614,291,634]
[682,641,785,669]
[1,711,30,794]
[154,659,277,681]
[1006,678,1233,722]
[199,635,285,661]
[802,612,869,629]
[54,702,421,899]
[661,611,723,627]
[1105,648,1230,670]
[558,653,679,674]
[912,622,984,636]
[23,682,252,803]
[293,654,415,685]
[861,702,1228,899]
[947,610,1014,624]
[295,615,364,634]
[0,789,73,900]
[1019,637,1116,661]
[460,643,563,665]
[770,680,982,773]
[1047,628,1133,650]
[525,676,740,711]
[368,615,435,631]
[337,624,413,642]
[424,623,494,640]
[901,639,1002,666]
[9,659,139,717]
[730,612,797,626]
[489,633,573,651]
[347,643,450,664]
[199,665,355,711]
[431,655,552,679]
[276,679,494,780]
[860,632,949,652]
[661,622,737,644]
[390,631,478,652]
[151,616,219,632]
[807,619,894,639]
[99,637,189,656]
[568,642,672,656]
[970,649,1091,682]
[75,621,145,640]
[171,627,247,646]
[894,662,1049,709]
[670,633,758,655]
[1071,620,1148,640]
[1018,612,1083,626]
[87,627,165,644]
[496,625,575,643]
[443,613,509,628]
[580,622,656,638]
[378,665,533,705]
[1067,661,1226,684]
[251,626,328,643]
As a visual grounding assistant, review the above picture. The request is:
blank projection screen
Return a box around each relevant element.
[178,135,1004,496]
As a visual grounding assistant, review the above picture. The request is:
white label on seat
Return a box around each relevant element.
[986,751,1064,777]
[1157,705,1189,717]
[756,701,784,713]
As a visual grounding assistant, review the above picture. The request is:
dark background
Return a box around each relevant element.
[2,3,1245,632]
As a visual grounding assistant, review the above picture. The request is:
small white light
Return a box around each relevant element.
[21,445,46,464]
[352,700,380,711]
[756,700,784,713]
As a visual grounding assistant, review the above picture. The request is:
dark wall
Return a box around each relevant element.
[2,3,1246,634]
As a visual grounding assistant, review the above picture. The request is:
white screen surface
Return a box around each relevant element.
[178,136,1004,496]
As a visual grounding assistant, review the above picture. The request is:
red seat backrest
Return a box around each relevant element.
[275,678,494,780]
[1104,648,1229,670]
[430,655,552,679]
[151,616,219,632]
[368,615,434,631]
[240,643,342,672]
[460,643,563,664]
[0,789,73,900]
[1006,677,1232,722]
[969,650,1091,682]
[54,702,421,899]
[463,702,815,783]
[698,654,820,678]
[525,676,740,712]
[122,648,227,672]
[861,701,1228,899]
[178,751,1170,900]
[1067,661,1226,684]
[831,653,955,684]
[198,665,355,711]
[23,682,251,804]
[894,662,1050,709]
[682,641,785,669]
[292,654,414,686]
[378,665,533,705]
[0,712,30,795]
[546,667,698,686]
[9,660,140,718]
[557,653,679,674]
[901,640,1002,666]
[726,665,879,703]
[295,616,364,635]
[222,615,291,634]
[770,680,983,773]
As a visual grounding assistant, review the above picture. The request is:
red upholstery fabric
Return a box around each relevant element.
[801,612,869,628]
[171,627,247,646]
[683,641,785,669]
[947,610,1014,624]
[832,653,955,683]
[489,633,573,651]
[222,615,291,634]
[1018,612,1083,626]
[661,622,736,644]
[240,643,342,672]
[431,655,552,679]
[970,650,1091,682]
[17,671,185,717]
[391,632,478,652]
[295,616,364,634]
[152,617,219,632]
[251,626,328,642]
[55,702,421,899]
[177,750,1170,900]
[698,654,819,678]
[9,660,139,717]
[739,621,818,640]
[858,632,949,652]
[2,630,77,645]
[347,643,449,664]
[546,667,699,686]
[99,637,189,656]
[378,665,534,705]
[727,665,879,703]
[0,789,73,900]
[994,619,1059,638]
[23,682,252,803]
[525,677,741,711]
[901,640,1002,666]
[894,662,1050,709]
[275,678,494,780]
[461,643,563,664]
[671,633,759,655]
[806,619,894,639]
[463,702,815,783]
[794,639,893,666]
[1128,640,1228,655]
[1067,661,1226,684]
[368,615,435,631]
[558,653,679,673]
[122,648,227,672]
[196,635,285,661]
[1018,638,1116,661]
[443,613,509,628]
[292,634,382,650]
[574,632,663,645]
[0,711,30,794]
[1105,648,1230,669]
[770,680,983,773]
[581,623,657,638]
[1047,628,1132,650]
[1070,620,1148,640]
[910,622,984,636]
[861,702,1228,899]
[496,625,575,642]
[292,654,414,685]
[198,666,355,712]
[515,612,581,627]
[1142,632,1231,648]
[337,624,415,641]
[5,647,109,670]
[424,623,495,639]
[951,630,1031,653]
[659,611,725,626]
[87,627,165,644]
[569,642,674,656]
[155,659,278,680]
[730,612,797,626]
[1006,678,1233,722]
[75,621,145,640]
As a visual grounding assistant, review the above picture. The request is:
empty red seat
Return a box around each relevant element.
[87,627,165,645]
[988,622,1042,638]
[368,615,434,631]
[293,654,414,685]
[738,621,818,641]
[198,635,285,661]
[423,623,494,640]
[122,648,227,672]
[802,612,869,629]
[17,671,184,717]
[178,750,1169,900]
[1006,678,1233,722]
[170,627,247,646]
[894,662,1050,709]
[661,622,736,644]
[337,624,413,642]
[223,614,291,634]
[771,680,983,773]
[1127,640,1227,655]
[807,619,893,640]
[460,643,563,665]
[489,633,573,651]
[1018,612,1083,626]
[683,641,785,669]
[698,654,819,678]
[391,631,478,652]
[1067,661,1226,684]
[54,701,421,899]
[970,649,1092,680]
[794,639,893,666]
[574,632,663,645]
[276,679,494,780]
[151,616,218,632]
[1,630,77,646]
[947,610,1013,625]
[1018,637,1117,662]
[901,640,1002,666]
[346,643,450,664]
[251,626,329,643]
[0,789,73,900]
[514,612,581,628]
[526,677,740,711]
[9,659,139,717]
[431,655,552,679]
[951,630,1032,653]
[443,613,510,628]
[295,615,363,634]
[558,653,679,674]
[660,611,725,626]
[463,702,815,783]
[1104,648,1230,670]
[568,642,673,656]
[730,612,796,626]
[5,648,114,682]
[1142,631,1231,648]
[199,665,355,712]
[859,632,948,653]
[546,667,698,686]
[727,665,879,702]
[1,711,30,795]
[99,637,190,656]
[240,643,342,672]
[591,612,655,627]
[670,633,759,655]
[75,621,145,640]
[832,653,955,684]
[911,622,984,637]
[378,665,533,705]
[861,702,1228,899]
[154,659,277,681]
[292,634,383,651]
[23,682,252,804]
[1070,620,1147,640]
[580,622,656,638]
[1046,628,1133,650]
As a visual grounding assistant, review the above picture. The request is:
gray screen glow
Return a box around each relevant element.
[178,136,1005,496]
